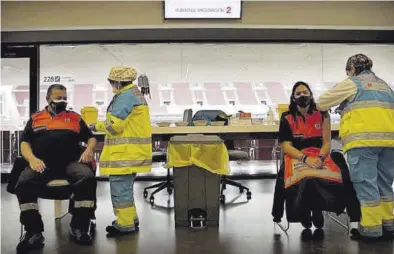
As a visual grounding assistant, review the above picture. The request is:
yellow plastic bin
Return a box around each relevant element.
[277,104,289,119]
[81,106,98,126]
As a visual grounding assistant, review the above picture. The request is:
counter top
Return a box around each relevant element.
[93,124,340,135]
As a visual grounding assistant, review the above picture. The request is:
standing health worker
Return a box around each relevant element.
[91,66,152,237]
[316,54,394,240]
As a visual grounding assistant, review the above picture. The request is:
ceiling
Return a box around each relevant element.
[2,43,394,87]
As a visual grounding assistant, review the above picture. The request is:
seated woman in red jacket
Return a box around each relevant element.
[271,81,354,231]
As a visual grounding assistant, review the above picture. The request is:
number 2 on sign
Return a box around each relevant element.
[226,6,232,14]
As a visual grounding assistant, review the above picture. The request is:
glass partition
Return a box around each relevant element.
[38,43,394,123]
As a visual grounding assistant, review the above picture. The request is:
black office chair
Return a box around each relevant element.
[220,148,252,204]
[143,151,173,204]
[143,109,193,204]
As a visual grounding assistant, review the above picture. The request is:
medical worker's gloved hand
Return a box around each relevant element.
[89,124,97,132]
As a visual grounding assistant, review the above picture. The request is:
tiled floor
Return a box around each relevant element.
[2,179,393,254]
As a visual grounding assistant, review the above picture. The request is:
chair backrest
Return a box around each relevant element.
[183,109,193,123]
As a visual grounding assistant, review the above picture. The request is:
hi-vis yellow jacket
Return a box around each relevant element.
[96,84,152,175]
[339,71,394,152]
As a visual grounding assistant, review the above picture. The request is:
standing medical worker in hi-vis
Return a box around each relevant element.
[90,66,152,237]
[317,54,394,241]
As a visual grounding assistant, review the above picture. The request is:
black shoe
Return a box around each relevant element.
[313,228,325,240]
[312,210,324,229]
[16,232,45,253]
[106,225,137,237]
[301,229,313,241]
[69,227,93,246]
[381,231,394,240]
[350,229,381,242]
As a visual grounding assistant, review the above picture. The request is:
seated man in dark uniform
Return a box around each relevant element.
[15,84,97,252]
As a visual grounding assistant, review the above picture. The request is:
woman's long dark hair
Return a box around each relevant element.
[288,81,318,123]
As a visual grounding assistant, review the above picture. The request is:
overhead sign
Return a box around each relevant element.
[164,0,242,19]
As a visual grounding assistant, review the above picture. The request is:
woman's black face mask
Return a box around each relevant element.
[294,95,311,108]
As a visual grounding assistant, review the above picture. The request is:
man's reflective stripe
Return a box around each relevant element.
[105,137,152,145]
[360,200,380,207]
[342,132,394,146]
[74,200,95,208]
[105,123,118,135]
[100,159,152,168]
[342,100,394,115]
[20,203,38,211]
[381,195,394,202]
[285,170,342,188]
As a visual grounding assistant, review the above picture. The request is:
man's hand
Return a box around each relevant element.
[79,148,94,163]
[29,157,46,173]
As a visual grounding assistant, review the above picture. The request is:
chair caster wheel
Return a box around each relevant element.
[220,195,225,204]
[246,192,252,200]
[143,190,148,198]
[149,196,154,204]
[167,188,173,195]
[239,187,244,193]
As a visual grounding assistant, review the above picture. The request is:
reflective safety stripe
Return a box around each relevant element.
[105,123,118,135]
[360,200,380,207]
[342,132,394,146]
[105,137,152,145]
[381,195,394,202]
[383,219,394,227]
[100,159,152,168]
[20,203,38,211]
[285,169,342,188]
[113,200,134,209]
[342,100,394,115]
[74,200,95,208]
[359,224,382,233]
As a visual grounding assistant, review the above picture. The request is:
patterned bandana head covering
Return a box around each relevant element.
[108,66,137,82]
[345,53,373,72]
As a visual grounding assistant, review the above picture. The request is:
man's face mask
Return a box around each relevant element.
[50,99,68,114]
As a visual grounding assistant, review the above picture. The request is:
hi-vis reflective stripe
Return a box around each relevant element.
[105,123,117,135]
[113,200,134,209]
[359,225,382,233]
[360,200,380,207]
[342,100,394,115]
[381,195,394,202]
[383,219,394,227]
[74,200,95,208]
[100,159,152,168]
[285,169,342,188]
[20,203,38,211]
[342,132,394,146]
[105,137,152,145]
